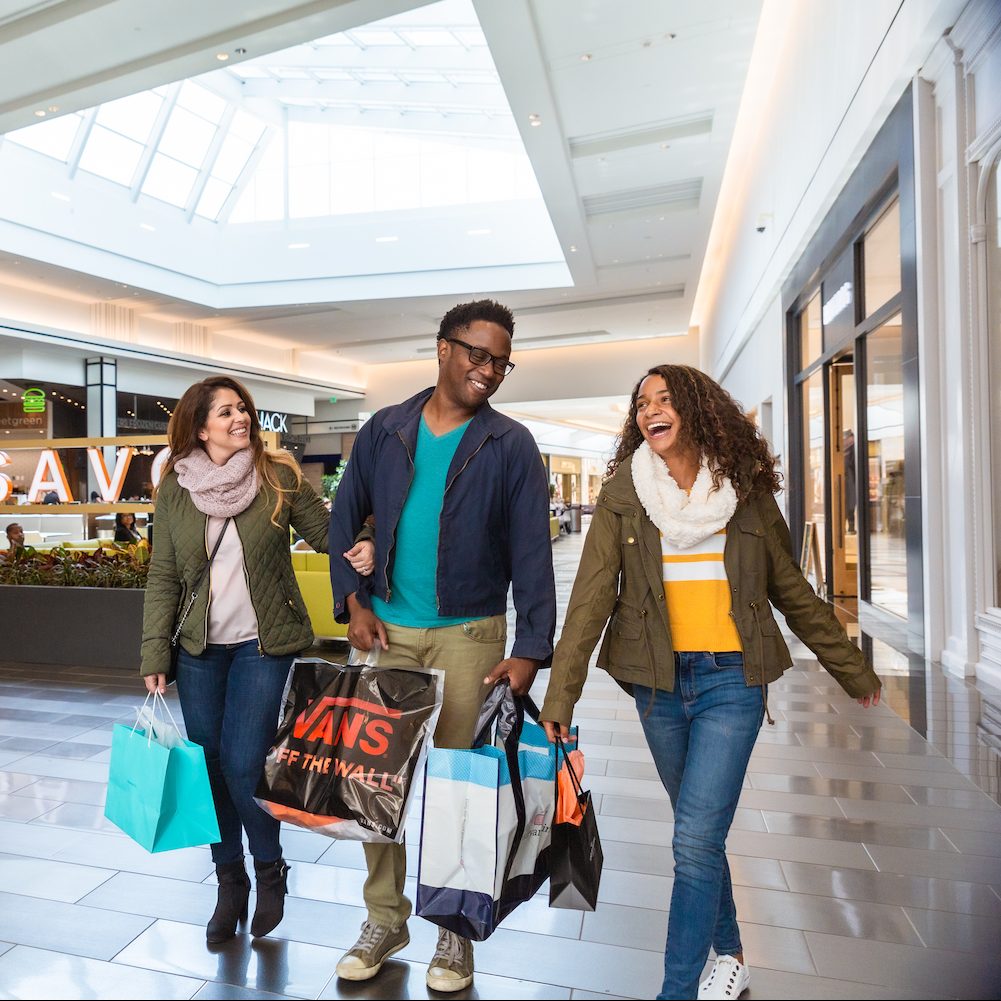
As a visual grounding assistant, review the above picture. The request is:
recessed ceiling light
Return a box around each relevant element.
[580,53,592,62]
[569,245,577,253]
[47,105,59,113]
[660,142,670,150]
[216,52,229,61]
[34,110,46,118]
[528,113,541,127]
[51,191,70,202]
[467,228,491,236]
[287,242,310,249]
[375,235,399,243]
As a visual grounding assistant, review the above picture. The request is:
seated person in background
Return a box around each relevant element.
[552,499,572,534]
[114,512,142,543]
[42,490,59,504]
[5,523,24,553]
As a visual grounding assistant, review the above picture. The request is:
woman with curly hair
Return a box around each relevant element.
[540,365,881,1001]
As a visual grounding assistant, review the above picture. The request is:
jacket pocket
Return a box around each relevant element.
[610,605,643,640]
[750,599,779,636]
[283,587,306,624]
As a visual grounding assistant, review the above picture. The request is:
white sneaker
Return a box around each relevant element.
[698,955,751,999]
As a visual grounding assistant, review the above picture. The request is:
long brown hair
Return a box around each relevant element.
[607,364,781,500]
[163,375,301,527]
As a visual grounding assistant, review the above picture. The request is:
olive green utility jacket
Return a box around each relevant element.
[540,455,881,727]
[139,468,329,677]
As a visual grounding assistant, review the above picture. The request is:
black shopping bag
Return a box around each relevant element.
[255,658,442,843]
[549,739,603,910]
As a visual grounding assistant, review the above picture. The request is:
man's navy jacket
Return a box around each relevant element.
[328,387,557,665]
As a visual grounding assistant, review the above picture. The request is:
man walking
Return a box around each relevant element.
[328,299,556,992]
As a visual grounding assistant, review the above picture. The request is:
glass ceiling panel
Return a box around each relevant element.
[5,112,82,160]
[229,111,265,145]
[351,30,408,46]
[213,132,254,184]
[270,66,312,79]
[401,29,464,46]
[195,176,231,219]
[228,65,272,79]
[158,106,217,167]
[142,153,198,206]
[229,135,285,223]
[177,81,226,124]
[78,125,143,186]
[96,92,162,143]
[451,28,487,46]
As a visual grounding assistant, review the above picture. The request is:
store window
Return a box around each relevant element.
[864,314,906,617]
[800,291,822,369]
[862,199,901,316]
[989,166,1001,605]
[801,368,826,586]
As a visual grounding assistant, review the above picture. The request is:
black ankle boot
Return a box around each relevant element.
[252,857,290,938]
[206,859,251,943]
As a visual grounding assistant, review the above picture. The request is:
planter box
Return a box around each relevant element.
[0,585,145,670]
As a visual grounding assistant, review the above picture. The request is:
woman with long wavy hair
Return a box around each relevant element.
[139,375,334,944]
[540,365,881,1001]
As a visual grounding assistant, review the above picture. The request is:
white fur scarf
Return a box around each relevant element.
[630,442,738,549]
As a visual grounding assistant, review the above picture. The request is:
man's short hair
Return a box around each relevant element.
[5,523,21,539]
[437,299,515,342]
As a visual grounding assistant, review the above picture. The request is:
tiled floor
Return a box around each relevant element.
[0,528,1000,999]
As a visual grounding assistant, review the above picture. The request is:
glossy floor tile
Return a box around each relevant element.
[0,528,999,998]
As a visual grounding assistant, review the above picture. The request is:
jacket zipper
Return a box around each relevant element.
[385,429,417,603]
[436,433,490,610]
[233,519,263,655]
[202,518,211,650]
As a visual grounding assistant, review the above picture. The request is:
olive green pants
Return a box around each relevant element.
[361,614,507,928]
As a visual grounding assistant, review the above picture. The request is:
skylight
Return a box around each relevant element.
[0,0,569,305]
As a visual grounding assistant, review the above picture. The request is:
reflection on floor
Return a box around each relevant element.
[0,529,999,998]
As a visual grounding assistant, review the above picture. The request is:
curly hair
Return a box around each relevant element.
[437,299,515,341]
[607,365,782,500]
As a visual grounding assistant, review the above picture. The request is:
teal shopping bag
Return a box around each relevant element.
[104,696,220,853]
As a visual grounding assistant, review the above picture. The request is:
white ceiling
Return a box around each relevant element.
[0,0,761,372]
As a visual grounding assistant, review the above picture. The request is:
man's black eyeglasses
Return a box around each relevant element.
[439,336,516,376]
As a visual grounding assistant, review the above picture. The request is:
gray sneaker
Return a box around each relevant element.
[335,920,410,981]
[426,928,474,993]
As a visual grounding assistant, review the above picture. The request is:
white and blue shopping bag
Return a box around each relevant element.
[416,686,575,941]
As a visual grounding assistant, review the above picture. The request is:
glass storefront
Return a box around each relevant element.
[989,165,1001,606]
[862,199,902,315]
[800,291,822,369]
[801,368,826,587]
[787,124,920,656]
[864,314,906,616]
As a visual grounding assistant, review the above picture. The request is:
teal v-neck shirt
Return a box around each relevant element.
[371,415,480,628]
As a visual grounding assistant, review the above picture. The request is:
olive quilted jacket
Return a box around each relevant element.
[139,467,329,676]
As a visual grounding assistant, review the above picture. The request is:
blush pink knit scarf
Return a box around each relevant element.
[173,446,259,517]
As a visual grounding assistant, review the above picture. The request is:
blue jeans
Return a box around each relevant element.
[634,651,764,1001]
[176,640,292,866]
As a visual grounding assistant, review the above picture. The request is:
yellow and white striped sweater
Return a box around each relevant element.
[661,529,743,652]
